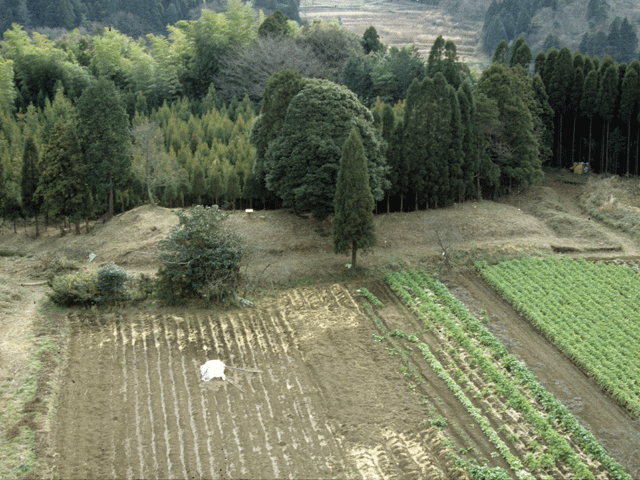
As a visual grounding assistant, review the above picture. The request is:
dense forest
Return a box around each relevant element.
[482,0,639,62]
[0,0,300,36]
[0,0,639,231]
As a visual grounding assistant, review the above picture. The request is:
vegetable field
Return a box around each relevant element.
[51,272,636,479]
[382,270,631,480]
[479,257,640,416]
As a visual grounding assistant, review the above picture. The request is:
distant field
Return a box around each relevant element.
[299,0,483,63]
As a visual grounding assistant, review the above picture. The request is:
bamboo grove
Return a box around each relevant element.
[0,0,639,228]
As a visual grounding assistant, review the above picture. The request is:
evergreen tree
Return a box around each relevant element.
[250,70,306,183]
[581,69,599,166]
[225,168,241,210]
[568,67,584,165]
[333,128,376,269]
[531,73,555,165]
[21,136,40,236]
[258,10,292,38]
[457,81,479,198]
[547,47,574,167]
[510,37,532,69]
[492,40,510,65]
[403,73,461,208]
[619,66,640,174]
[35,112,88,233]
[262,79,388,218]
[76,77,132,218]
[483,15,508,56]
[426,36,463,88]
[362,26,385,54]
[476,63,542,194]
[618,18,638,63]
[596,62,619,172]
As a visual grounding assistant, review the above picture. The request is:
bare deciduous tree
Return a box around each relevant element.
[214,36,330,102]
[131,118,188,206]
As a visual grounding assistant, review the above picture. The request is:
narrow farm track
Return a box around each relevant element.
[445,270,640,478]
[54,284,472,479]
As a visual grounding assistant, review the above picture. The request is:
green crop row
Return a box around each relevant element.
[478,257,640,417]
[385,270,631,480]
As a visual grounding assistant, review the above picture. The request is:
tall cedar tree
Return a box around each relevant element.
[77,77,132,218]
[403,73,463,208]
[333,128,376,269]
[35,114,89,232]
[596,62,619,173]
[581,69,599,166]
[619,65,640,174]
[476,63,542,194]
[250,69,305,184]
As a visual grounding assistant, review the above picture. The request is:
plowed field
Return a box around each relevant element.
[54,284,470,479]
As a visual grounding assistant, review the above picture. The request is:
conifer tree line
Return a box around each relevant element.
[533,46,640,175]
[0,0,638,229]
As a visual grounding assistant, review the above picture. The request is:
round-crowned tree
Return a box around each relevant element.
[262,78,389,218]
[156,205,244,304]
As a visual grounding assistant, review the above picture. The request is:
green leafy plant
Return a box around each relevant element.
[156,205,244,304]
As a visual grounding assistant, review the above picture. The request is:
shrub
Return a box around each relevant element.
[96,263,132,304]
[49,270,99,306]
[48,263,132,306]
[156,205,244,304]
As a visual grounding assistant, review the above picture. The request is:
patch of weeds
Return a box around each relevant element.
[372,334,384,342]
[314,226,330,238]
[407,333,419,343]
[429,414,448,429]
[267,248,286,255]
[0,248,25,257]
[389,329,407,338]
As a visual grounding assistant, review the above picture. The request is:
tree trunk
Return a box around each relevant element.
[386,195,390,214]
[557,113,563,167]
[86,217,90,234]
[35,215,39,238]
[636,127,639,177]
[571,113,577,166]
[351,243,357,269]
[400,194,404,213]
[415,191,418,212]
[147,183,156,206]
[108,174,115,219]
[627,122,631,175]
[600,123,606,173]
[588,117,593,167]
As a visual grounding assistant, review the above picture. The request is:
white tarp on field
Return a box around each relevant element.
[200,359,227,381]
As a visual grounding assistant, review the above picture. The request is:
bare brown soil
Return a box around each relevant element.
[2,170,640,478]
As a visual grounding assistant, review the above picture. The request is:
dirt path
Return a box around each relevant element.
[444,270,640,478]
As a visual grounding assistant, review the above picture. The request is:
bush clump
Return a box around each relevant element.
[156,205,244,304]
[48,263,132,306]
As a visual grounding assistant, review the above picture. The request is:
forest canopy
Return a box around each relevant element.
[0,0,638,228]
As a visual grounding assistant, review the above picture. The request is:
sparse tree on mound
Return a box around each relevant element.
[333,128,376,269]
